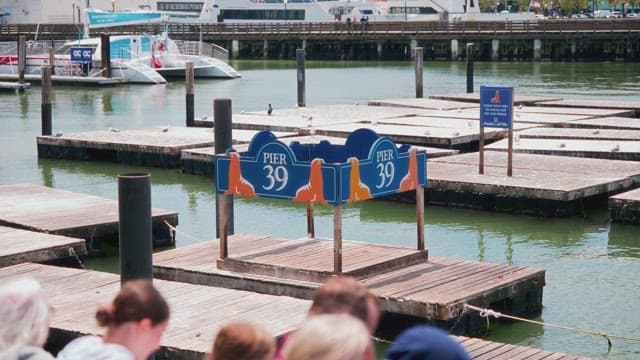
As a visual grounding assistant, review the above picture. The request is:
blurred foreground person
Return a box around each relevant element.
[384,325,471,360]
[209,322,275,360]
[57,280,170,360]
[283,314,371,360]
[0,277,54,360]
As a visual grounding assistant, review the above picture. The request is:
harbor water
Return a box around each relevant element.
[1,60,639,359]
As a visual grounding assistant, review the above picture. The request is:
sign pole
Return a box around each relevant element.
[479,125,484,175]
[306,202,315,238]
[416,186,425,251]
[333,205,342,274]
[508,125,513,177]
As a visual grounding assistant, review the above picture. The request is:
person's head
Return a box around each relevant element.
[384,325,471,360]
[283,314,371,360]
[97,279,170,360]
[309,276,379,334]
[211,322,275,360]
[0,277,52,352]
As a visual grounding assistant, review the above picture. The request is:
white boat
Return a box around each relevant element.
[86,9,241,79]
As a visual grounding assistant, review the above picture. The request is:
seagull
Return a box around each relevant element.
[201,114,208,120]
[55,131,63,137]
[161,127,169,133]
[108,127,120,132]
[559,143,566,148]
[593,130,600,134]
[267,104,273,116]
[612,144,620,152]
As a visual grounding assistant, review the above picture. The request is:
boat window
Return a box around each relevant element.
[221,9,305,20]
[157,1,204,12]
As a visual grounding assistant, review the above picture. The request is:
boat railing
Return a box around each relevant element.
[172,40,229,61]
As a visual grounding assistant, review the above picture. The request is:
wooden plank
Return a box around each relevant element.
[0,183,178,247]
[0,226,86,268]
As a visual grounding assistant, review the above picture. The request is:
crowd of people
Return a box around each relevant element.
[0,275,471,360]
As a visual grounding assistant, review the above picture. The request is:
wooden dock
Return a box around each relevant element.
[0,226,86,268]
[0,73,128,85]
[368,98,480,110]
[537,99,640,115]
[0,263,587,360]
[0,183,178,247]
[428,93,563,106]
[567,117,640,130]
[609,188,640,225]
[36,127,290,168]
[486,137,640,161]
[153,235,545,335]
[517,127,640,141]
[181,134,459,177]
[0,80,30,92]
[426,152,640,216]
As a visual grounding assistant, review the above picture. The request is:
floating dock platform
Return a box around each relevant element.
[426,152,640,216]
[0,263,586,360]
[37,127,293,168]
[0,80,30,92]
[487,137,640,161]
[0,226,86,267]
[428,93,564,106]
[0,183,178,247]
[0,73,128,85]
[609,188,640,225]
[153,235,545,336]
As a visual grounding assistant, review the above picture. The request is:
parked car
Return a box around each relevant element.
[571,13,590,19]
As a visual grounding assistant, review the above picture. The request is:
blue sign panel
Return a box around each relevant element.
[216,129,427,206]
[480,86,513,129]
[70,47,93,62]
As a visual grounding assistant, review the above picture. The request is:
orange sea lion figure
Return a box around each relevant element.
[347,157,372,203]
[490,90,501,104]
[294,158,327,204]
[225,152,257,197]
[399,148,419,192]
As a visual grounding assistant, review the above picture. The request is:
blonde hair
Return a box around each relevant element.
[211,322,275,360]
[0,278,51,352]
[283,314,370,360]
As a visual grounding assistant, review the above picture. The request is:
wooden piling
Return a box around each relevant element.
[333,205,342,274]
[41,66,52,136]
[17,35,26,84]
[100,33,111,78]
[466,43,474,93]
[415,47,423,99]
[296,49,306,107]
[48,47,55,75]
[186,62,194,127]
[214,99,234,243]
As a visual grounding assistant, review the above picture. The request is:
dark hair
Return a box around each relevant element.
[309,276,369,324]
[212,322,275,360]
[96,279,169,327]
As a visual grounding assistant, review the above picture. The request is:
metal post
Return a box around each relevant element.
[118,173,153,284]
[415,47,423,98]
[17,35,26,84]
[296,49,306,107]
[100,33,111,78]
[215,99,234,245]
[48,47,55,75]
[185,62,194,127]
[507,128,513,177]
[466,43,474,93]
[41,67,52,136]
[333,205,342,274]
[479,125,484,174]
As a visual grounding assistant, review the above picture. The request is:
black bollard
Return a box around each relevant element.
[214,99,234,241]
[118,173,153,284]
[41,67,52,136]
[186,62,194,127]
[466,43,474,94]
[17,35,26,84]
[101,33,111,78]
[296,49,306,107]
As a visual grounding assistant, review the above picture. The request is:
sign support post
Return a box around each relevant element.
[479,86,514,176]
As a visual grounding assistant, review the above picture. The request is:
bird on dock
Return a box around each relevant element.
[55,131,63,137]
[108,127,120,132]
[267,104,273,116]
[612,144,620,152]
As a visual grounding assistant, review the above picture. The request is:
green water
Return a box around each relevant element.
[1,60,639,359]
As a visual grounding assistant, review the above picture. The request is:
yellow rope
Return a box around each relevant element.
[163,220,208,243]
[464,304,640,348]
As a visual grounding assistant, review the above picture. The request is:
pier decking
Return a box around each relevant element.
[609,188,640,225]
[0,73,128,85]
[0,80,30,91]
[0,183,178,247]
[0,263,587,360]
[37,126,293,168]
[426,152,640,215]
[486,137,640,161]
[153,235,545,335]
[0,226,86,267]
[428,93,563,106]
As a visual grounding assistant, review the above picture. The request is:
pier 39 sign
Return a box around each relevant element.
[215,129,427,206]
[480,86,513,129]
[70,47,93,62]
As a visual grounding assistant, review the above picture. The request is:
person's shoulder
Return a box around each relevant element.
[10,345,55,360]
[57,336,134,360]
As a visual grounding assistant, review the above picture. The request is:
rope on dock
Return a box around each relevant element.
[464,304,640,349]
[163,220,205,243]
